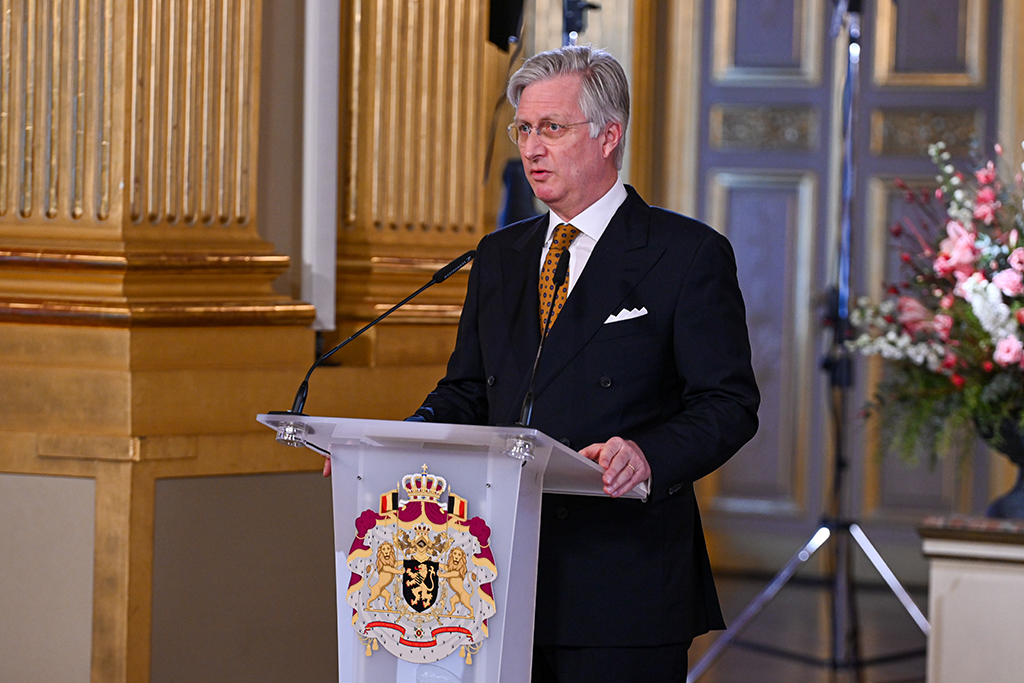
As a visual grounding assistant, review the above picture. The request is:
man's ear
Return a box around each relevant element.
[600,120,624,160]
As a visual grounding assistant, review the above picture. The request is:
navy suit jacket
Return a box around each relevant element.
[413,187,759,646]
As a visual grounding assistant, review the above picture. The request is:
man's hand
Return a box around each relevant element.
[323,457,331,477]
[578,437,650,498]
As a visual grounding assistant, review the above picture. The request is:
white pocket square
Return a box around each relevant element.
[604,306,648,324]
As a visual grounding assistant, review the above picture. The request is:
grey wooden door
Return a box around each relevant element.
[693,0,1003,581]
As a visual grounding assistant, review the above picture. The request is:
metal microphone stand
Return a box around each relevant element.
[688,3,929,680]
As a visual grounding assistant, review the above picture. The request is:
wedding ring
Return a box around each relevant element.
[627,463,636,473]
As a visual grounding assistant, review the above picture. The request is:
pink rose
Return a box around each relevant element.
[975,161,997,185]
[994,336,1024,366]
[973,187,1001,224]
[939,294,955,309]
[896,296,933,334]
[992,269,1024,296]
[976,186,998,203]
[1009,248,1024,272]
[934,221,978,278]
[974,203,999,224]
[933,314,953,340]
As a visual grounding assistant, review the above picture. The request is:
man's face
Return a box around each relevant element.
[514,75,620,221]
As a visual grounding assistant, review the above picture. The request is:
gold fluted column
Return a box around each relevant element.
[0,0,312,324]
[0,2,317,682]
[332,0,504,365]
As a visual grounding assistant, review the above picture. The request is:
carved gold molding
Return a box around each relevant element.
[0,247,313,326]
[712,0,823,86]
[874,0,988,87]
[709,104,820,151]
[869,107,983,157]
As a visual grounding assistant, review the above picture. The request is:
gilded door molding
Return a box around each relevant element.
[712,0,824,86]
[874,0,989,87]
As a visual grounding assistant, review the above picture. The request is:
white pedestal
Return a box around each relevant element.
[921,517,1024,683]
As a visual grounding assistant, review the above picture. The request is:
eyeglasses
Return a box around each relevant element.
[507,120,592,145]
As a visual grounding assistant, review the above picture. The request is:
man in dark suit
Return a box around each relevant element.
[411,45,759,682]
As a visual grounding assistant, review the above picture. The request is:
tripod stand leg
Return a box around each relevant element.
[687,526,832,682]
[849,524,930,636]
[831,525,865,682]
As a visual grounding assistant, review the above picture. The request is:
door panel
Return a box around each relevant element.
[691,0,1003,580]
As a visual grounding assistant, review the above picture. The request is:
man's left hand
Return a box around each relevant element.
[578,437,650,498]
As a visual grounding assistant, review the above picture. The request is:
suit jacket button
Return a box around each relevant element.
[600,375,612,388]
[559,437,571,447]
[556,507,568,519]
[487,375,496,386]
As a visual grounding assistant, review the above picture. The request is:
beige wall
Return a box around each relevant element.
[149,473,337,683]
[0,474,95,683]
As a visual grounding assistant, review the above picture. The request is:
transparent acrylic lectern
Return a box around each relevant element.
[257,414,646,683]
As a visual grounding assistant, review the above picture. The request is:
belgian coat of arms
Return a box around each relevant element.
[346,464,497,665]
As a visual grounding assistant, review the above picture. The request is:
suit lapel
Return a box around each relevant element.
[499,217,546,383]
[532,189,665,397]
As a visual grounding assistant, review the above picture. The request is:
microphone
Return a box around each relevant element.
[270,250,476,446]
[517,248,570,427]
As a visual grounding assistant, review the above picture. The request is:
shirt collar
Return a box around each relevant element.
[545,178,627,243]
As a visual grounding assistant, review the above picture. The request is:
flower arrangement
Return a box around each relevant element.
[847,141,1024,464]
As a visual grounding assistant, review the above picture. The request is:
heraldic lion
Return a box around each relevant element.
[366,541,402,610]
[439,546,474,618]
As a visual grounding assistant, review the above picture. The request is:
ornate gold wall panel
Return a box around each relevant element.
[869,107,982,157]
[874,0,988,87]
[709,104,820,151]
[0,0,312,327]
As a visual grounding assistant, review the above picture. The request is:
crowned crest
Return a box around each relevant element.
[346,464,497,666]
[402,464,447,503]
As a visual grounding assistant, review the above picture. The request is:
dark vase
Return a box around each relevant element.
[979,419,1024,519]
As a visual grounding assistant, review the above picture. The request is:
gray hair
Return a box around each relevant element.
[507,45,629,170]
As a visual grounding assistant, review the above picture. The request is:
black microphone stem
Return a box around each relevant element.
[282,250,475,415]
[288,281,434,412]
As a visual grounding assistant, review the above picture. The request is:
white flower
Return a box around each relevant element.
[962,277,1019,342]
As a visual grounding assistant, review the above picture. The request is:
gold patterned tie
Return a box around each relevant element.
[539,223,580,333]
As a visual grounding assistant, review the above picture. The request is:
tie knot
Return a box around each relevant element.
[553,223,580,248]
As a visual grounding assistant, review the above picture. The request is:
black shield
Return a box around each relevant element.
[402,559,439,612]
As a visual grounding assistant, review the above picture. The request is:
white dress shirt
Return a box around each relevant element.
[539,178,628,296]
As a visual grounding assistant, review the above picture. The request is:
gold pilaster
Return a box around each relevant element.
[0,0,313,327]
[0,2,318,682]
[333,0,501,362]
[999,0,1024,170]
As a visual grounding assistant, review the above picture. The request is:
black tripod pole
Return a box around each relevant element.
[687,5,928,681]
